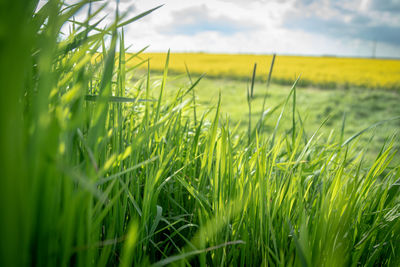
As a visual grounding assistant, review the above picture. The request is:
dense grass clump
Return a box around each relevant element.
[1,1,399,266]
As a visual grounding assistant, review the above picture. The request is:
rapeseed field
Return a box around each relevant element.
[134,53,400,90]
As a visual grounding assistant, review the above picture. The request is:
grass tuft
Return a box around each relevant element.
[0,1,399,266]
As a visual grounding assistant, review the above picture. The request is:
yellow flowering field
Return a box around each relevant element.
[131,53,400,90]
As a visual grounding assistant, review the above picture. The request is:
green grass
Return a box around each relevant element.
[1,1,400,266]
[155,74,400,163]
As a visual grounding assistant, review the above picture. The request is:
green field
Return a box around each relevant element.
[148,73,400,162]
[1,1,400,267]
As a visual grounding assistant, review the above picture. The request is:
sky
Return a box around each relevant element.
[60,0,400,58]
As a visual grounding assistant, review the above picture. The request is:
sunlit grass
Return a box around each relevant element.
[157,74,400,164]
[0,1,399,266]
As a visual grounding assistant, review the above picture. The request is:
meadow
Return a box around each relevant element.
[1,1,400,267]
[135,53,400,90]
[156,74,400,164]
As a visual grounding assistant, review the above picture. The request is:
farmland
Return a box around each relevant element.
[134,53,400,90]
[1,1,400,267]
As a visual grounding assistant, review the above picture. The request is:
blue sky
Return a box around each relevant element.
[60,0,400,58]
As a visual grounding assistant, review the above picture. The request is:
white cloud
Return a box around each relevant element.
[51,0,400,58]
